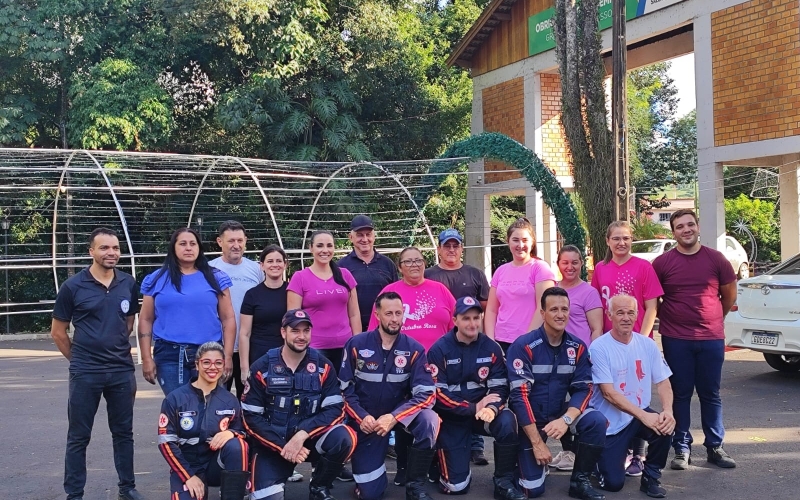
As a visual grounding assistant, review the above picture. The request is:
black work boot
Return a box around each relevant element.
[405,446,436,500]
[219,470,250,500]
[568,443,605,500]
[492,442,525,500]
[310,456,345,500]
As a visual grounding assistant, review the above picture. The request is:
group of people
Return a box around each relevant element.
[50,208,738,500]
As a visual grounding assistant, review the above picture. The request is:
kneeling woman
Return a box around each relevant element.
[158,341,250,500]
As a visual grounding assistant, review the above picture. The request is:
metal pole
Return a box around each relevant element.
[2,219,9,334]
[612,0,629,221]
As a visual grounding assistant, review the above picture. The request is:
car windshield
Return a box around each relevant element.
[631,242,662,253]
[770,254,800,275]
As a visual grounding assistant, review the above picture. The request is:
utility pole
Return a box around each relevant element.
[612,0,629,221]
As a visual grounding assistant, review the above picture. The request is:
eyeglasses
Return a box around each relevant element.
[199,359,224,369]
[609,236,632,243]
[400,259,425,267]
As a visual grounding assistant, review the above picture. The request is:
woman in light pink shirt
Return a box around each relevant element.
[485,218,555,352]
[287,230,361,370]
[557,245,604,346]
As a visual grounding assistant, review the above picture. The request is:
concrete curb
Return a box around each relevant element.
[0,333,52,341]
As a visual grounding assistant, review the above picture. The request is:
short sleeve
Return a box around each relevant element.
[589,341,613,385]
[714,249,738,286]
[52,283,74,322]
[128,279,140,316]
[641,261,664,301]
[490,264,503,288]
[286,269,305,296]
[241,288,256,316]
[342,267,358,289]
[590,262,601,293]
[214,269,232,290]
[649,340,672,383]
[530,259,556,285]
[584,285,603,311]
[140,271,158,296]
[476,269,490,302]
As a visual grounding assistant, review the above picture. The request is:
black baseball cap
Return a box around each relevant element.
[282,309,313,328]
[454,296,483,316]
[350,214,374,231]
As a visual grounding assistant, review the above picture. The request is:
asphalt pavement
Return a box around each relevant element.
[1,338,798,500]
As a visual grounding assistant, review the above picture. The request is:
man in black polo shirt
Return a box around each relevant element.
[338,214,399,332]
[51,228,143,500]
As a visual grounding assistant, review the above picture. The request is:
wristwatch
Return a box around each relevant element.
[562,415,573,425]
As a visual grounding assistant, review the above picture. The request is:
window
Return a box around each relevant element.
[663,242,674,252]
[658,212,672,222]
[726,238,736,251]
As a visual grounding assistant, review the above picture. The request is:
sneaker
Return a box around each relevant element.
[640,475,667,498]
[288,469,304,482]
[471,449,489,466]
[626,455,644,477]
[386,445,397,459]
[707,446,736,468]
[337,465,355,482]
[118,489,145,500]
[670,451,691,470]
[549,450,566,468]
[555,451,575,471]
[394,467,406,486]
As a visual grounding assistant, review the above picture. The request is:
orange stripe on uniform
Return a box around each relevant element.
[237,436,249,471]
[344,425,358,462]
[242,418,283,453]
[520,383,536,424]
[578,384,593,412]
[394,393,435,422]
[320,363,330,385]
[438,448,449,482]
[345,403,364,424]
[159,443,191,482]
[436,389,468,408]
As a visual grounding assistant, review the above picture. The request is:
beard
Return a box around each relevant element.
[286,341,308,354]
[381,322,402,336]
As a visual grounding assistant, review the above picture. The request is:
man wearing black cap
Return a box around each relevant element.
[427,296,525,500]
[339,214,399,333]
[241,309,356,500]
[425,228,491,464]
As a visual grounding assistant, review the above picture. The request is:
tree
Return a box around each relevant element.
[725,194,780,262]
[554,0,614,262]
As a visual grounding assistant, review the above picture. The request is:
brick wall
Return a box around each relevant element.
[712,0,800,146]
[540,74,572,177]
[482,78,524,183]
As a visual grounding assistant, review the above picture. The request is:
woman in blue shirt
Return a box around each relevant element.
[138,228,236,396]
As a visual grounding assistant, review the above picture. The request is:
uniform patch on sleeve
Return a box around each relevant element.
[158,413,168,428]
[478,366,489,379]
[428,364,439,377]
[512,359,524,371]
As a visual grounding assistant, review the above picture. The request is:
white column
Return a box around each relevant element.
[526,188,545,250]
[464,81,491,275]
[697,162,726,251]
[779,163,800,259]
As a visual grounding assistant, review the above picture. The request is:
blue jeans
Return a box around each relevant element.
[153,340,199,397]
[661,336,726,452]
[65,371,136,499]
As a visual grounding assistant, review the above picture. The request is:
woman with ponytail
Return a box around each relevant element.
[287,230,360,369]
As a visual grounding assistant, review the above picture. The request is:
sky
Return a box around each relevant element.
[666,53,696,118]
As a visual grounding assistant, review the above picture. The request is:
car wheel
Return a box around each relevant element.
[738,263,749,279]
[763,353,800,372]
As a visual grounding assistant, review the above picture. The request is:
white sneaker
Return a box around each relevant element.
[288,469,303,482]
[555,451,575,471]
[549,450,565,468]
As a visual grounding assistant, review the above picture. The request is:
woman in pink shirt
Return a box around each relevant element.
[287,230,361,370]
[485,218,556,352]
[368,246,455,351]
[589,220,664,477]
[557,245,604,346]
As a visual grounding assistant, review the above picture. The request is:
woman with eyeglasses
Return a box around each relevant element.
[158,341,249,500]
[484,218,556,352]
[287,230,360,373]
[590,220,663,478]
[139,228,236,397]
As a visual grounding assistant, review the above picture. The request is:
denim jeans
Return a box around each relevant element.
[153,340,199,397]
[64,371,136,499]
[661,336,726,452]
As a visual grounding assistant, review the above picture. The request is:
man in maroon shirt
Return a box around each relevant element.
[653,209,738,471]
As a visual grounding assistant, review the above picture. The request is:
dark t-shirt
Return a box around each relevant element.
[424,264,490,302]
[240,282,288,362]
[52,267,140,373]
[653,245,737,341]
[338,251,399,332]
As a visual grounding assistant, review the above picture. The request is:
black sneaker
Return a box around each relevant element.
[386,445,398,459]
[337,465,355,482]
[640,475,666,498]
[118,489,145,500]
[394,467,406,486]
[670,451,691,470]
[707,447,736,468]
[471,449,489,466]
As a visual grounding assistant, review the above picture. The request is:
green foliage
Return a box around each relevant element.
[724,194,781,262]
[630,214,670,240]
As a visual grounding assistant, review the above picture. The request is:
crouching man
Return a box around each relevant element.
[507,287,606,500]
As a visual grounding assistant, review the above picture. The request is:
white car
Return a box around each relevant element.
[631,236,750,278]
[725,254,800,372]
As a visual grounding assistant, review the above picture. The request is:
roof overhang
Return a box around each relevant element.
[446,0,520,69]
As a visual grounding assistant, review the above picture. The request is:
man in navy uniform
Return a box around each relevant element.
[427,296,524,500]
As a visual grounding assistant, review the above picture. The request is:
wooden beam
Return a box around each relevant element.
[494,13,511,21]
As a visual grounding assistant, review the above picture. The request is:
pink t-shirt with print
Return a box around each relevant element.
[287,267,358,350]
[590,255,663,336]
[368,279,455,351]
[490,259,556,343]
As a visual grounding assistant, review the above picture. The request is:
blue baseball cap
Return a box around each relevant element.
[282,309,313,328]
[351,214,374,231]
[454,296,483,316]
[438,228,463,245]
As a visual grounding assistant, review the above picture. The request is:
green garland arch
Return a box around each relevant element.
[420,132,588,278]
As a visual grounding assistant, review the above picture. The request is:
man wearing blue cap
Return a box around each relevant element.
[427,296,525,500]
[425,228,491,465]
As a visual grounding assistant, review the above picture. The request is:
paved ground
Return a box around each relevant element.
[1,338,798,500]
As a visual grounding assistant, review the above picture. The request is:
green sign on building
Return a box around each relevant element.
[529,0,686,57]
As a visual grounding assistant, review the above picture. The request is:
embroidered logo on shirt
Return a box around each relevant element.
[394,350,411,356]
[359,349,375,358]
[566,347,577,366]
[366,362,379,371]
[357,359,365,370]
[476,357,492,363]
[273,364,285,374]
[180,416,194,431]
[307,362,317,373]
[215,409,235,416]
[120,299,130,313]
[512,359,524,371]
[446,358,461,365]
[428,364,438,377]
[478,366,489,379]
[219,417,230,431]
[395,355,407,368]
[158,413,168,428]
[528,339,543,349]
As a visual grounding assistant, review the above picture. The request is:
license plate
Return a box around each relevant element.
[751,332,779,346]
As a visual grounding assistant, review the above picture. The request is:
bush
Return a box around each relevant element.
[724,194,780,262]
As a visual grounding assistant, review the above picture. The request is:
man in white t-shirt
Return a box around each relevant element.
[589,295,675,498]
[209,220,263,396]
